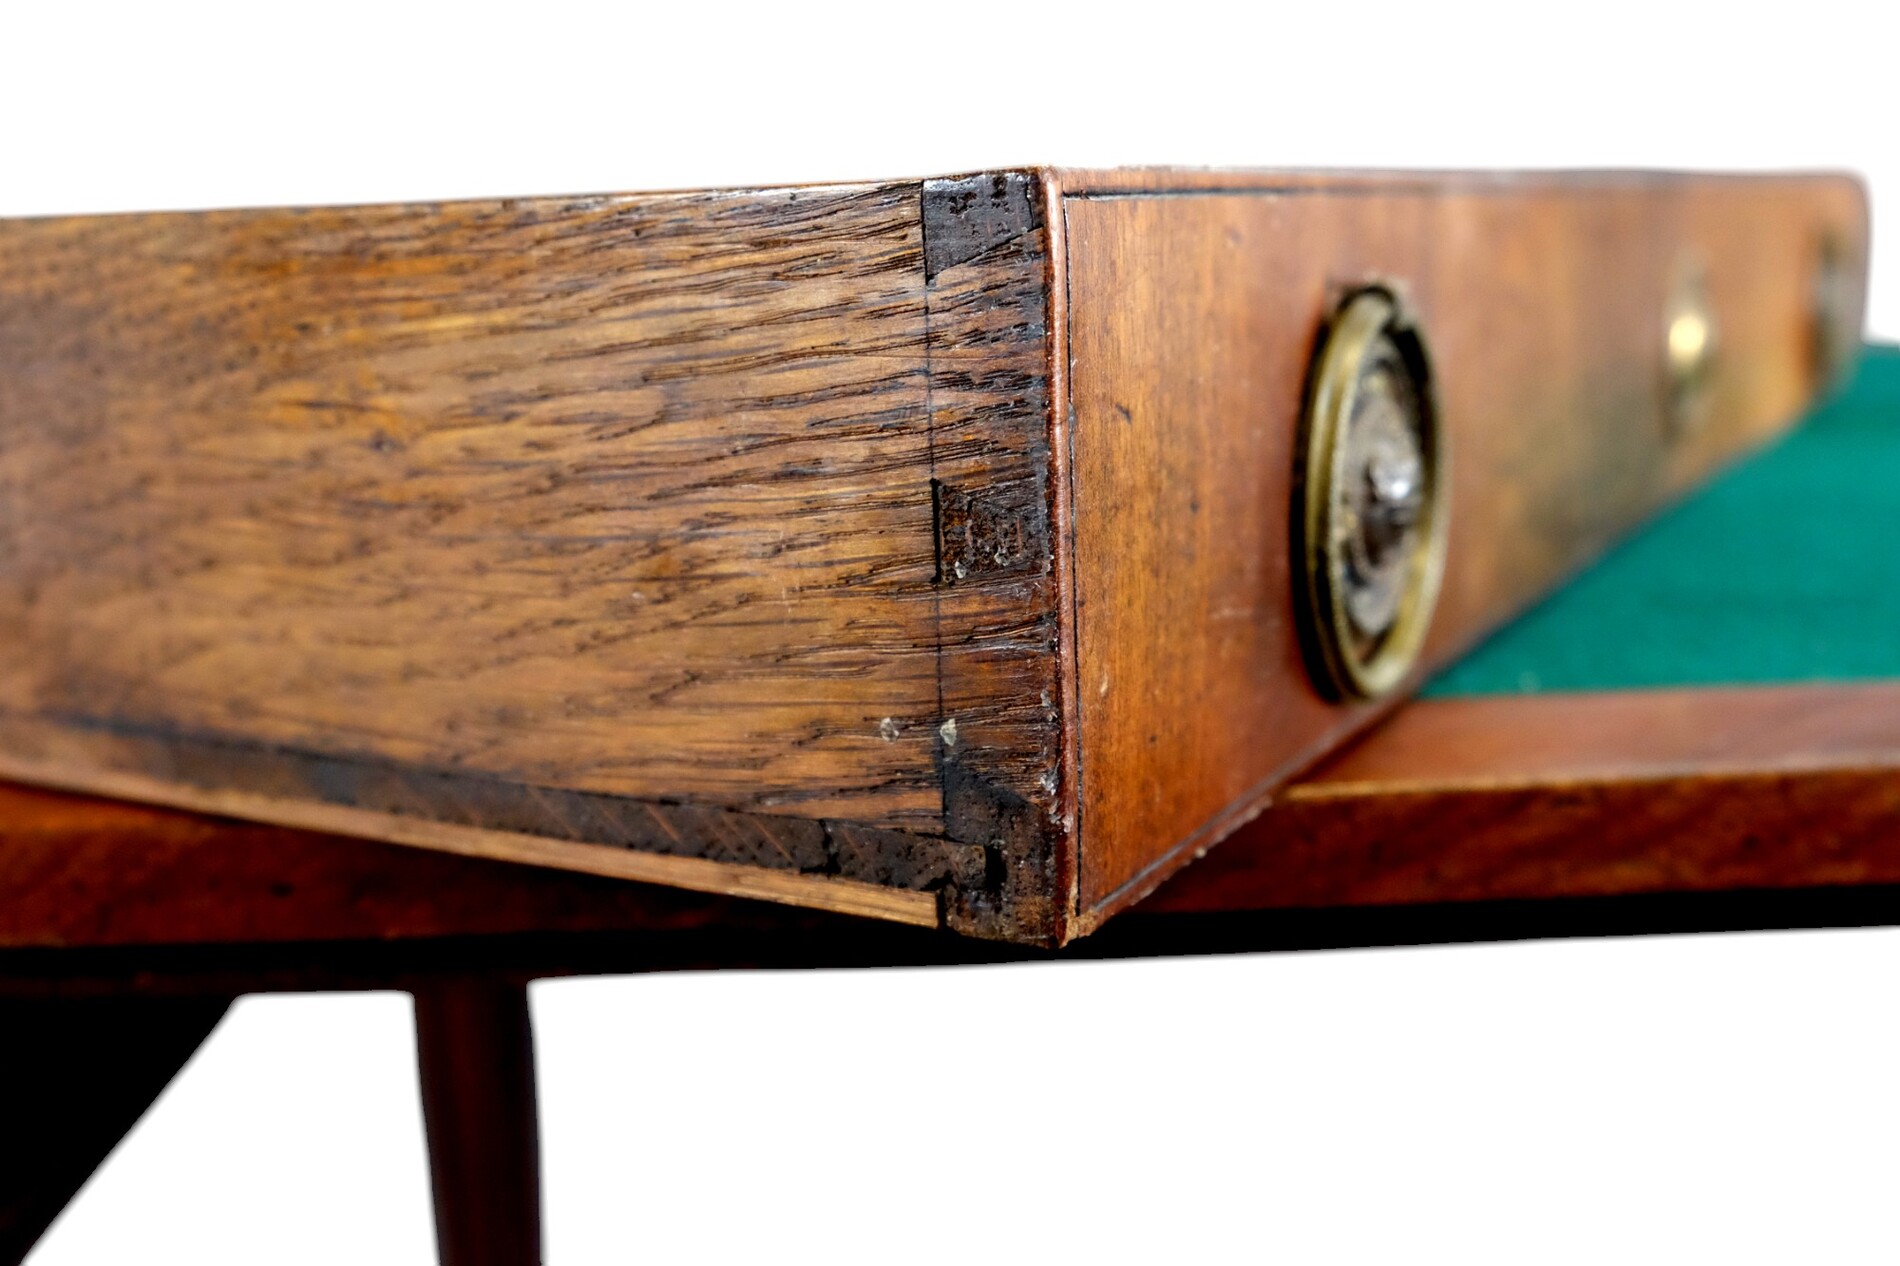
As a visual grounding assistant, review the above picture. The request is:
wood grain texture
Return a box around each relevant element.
[0,780,708,950]
[1149,682,1900,914]
[923,173,1067,940]
[0,748,934,935]
[5,675,1900,965]
[0,169,1868,945]
[0,185,939,821]
[0,178,1061,938]
[1057,171,1869,923]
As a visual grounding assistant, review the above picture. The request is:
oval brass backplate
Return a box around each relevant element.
[1294,288,1449,701]
[1663,262,1719,437]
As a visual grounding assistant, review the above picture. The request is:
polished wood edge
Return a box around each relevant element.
[2,683,1892,959]
[1149,681,1900,915]
[1050,167,1869,198]
[1067,788,1278,939]
[4,745,1900,990]
[1297,681,1900,792]
[1040,170,1086,928]
[42,168,1859,217]
[0,753,941,930]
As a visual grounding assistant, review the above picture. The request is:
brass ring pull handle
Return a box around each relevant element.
[1294,287,1449,701]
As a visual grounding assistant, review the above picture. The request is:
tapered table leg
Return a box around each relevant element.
[0,995,232,1265]
[412,978,542,1266]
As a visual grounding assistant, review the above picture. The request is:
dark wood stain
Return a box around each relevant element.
[413,978,542,1266]
[0,178,1060,936]
[0,169,1869,946]
[5,684,1900,957]
[921,173,1043,281]
[922,173,1065,940]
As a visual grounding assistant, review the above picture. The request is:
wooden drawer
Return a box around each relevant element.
[1150,345,1900,922]
[0,335,1897,964]
[0,169,1868,945]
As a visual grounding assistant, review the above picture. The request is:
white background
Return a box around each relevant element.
[9,2,1899,1262]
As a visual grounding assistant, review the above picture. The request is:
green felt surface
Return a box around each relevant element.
[1425,344,1900,697]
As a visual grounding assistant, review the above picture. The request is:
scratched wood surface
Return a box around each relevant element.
[0,175,1066,940]
[0,185,941,821]
[1058,171,1868,924]
[0,169,1868,946]
[5,684,1900,956]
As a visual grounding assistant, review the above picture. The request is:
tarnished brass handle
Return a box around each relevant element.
[1294,287,1449,701]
